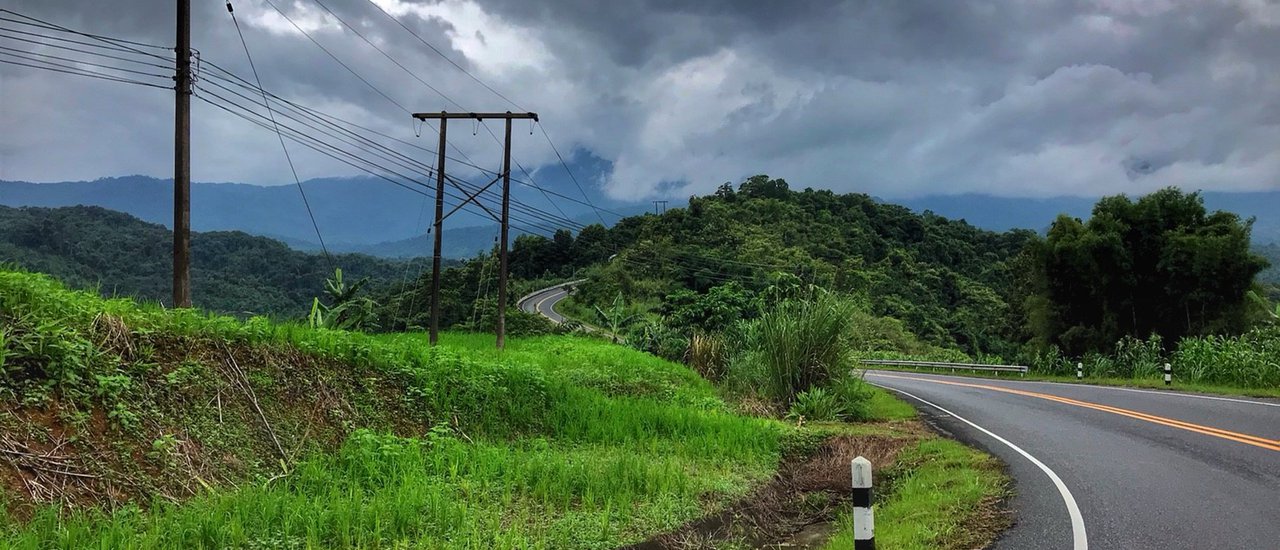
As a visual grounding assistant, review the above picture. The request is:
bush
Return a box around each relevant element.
[787,387,844,422]
[733,293,860,403]
[829,374,874,421]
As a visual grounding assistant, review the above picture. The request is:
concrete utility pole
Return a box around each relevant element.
[411,111,538,349]
[173,0,192,307]
[429,117,448,345]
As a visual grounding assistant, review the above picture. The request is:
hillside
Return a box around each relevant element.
[0,205,408,317]
[0,269,1009,548]
[508,176,1037,358]
[0,176,632,254]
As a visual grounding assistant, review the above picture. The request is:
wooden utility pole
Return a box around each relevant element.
[173,0,192,307]
[411,112,538,349]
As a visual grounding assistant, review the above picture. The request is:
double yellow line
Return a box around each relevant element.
[874,373,1280,452]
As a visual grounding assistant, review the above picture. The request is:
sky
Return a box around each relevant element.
[1,0,1279,202]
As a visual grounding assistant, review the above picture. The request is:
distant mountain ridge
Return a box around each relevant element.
[1,177,1275,261]
[0,176,634,257]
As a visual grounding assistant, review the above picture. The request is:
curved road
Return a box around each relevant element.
[516,281,577,324]
[521,291,1280,548]
[866,370,1280,550]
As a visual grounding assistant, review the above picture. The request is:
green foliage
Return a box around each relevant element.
[0,205,408,318]
[0,270,786,548]
[785,376,874,422]
[1027,188,1268,355]
[309,269,380,331]
[563,176,1035,357]
[787,387,843,422]
[730,293,860,403]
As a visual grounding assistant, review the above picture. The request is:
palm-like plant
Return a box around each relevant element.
[309,268,379,331]
[593,293,639,343]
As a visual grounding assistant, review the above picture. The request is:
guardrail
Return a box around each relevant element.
[860,359,1028,376]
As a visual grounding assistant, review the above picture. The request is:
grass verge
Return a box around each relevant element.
[821,437,1010,550]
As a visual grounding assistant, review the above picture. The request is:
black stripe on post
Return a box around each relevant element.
[852,486,872,508]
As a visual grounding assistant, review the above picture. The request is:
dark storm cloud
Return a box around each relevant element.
[2,0,1278,199]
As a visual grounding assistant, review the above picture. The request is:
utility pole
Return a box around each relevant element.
[411,111,538,349]
[428,116,447,345]
[172,0,192,307]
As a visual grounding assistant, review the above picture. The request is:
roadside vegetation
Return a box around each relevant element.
[0,270,781,547]
[527,179,1277,394]
[0,269,1012,548]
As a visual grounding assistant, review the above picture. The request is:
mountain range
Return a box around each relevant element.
[1,176,1276,259]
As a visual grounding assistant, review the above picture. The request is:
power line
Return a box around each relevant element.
[194,85,569,237]
[0,52,172,89]
[0,28,175,70]
[226,0,331,262]
[0,10,172,53]
[358,0,525,111]
[299,0,580,228]
[537,121,609,225]
[0,43,172,81]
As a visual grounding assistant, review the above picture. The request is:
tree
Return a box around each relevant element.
[1027,188,1268,355]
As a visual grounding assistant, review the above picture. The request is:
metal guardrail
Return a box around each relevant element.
[861,359,1029,376]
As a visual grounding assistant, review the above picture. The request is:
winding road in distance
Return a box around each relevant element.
[516,280,578,324]
[520,283,1280,549]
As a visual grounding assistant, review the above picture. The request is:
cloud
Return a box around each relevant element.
[1,0,1278,202]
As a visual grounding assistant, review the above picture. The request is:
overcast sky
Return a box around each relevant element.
[1,0,1278,201]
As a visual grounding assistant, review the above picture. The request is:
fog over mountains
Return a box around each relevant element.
[1,176,1276,259]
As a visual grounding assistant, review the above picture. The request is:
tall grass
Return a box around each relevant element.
[1027,328,1280,389]
[734,293,860,403]
[0,269,786,548]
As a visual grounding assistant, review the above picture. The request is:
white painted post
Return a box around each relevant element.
[1163,363,1172,386]
[1076,362,1083,380]
[852,456,874,550]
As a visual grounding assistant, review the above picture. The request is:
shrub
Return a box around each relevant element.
[787,387,844,422]
[829,374,874,421]
[733,293,860,403]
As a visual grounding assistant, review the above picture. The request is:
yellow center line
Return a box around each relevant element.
[872,373,1280,452]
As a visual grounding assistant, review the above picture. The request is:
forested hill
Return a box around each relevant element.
[509,176,1038,357]
[0,205,408,317]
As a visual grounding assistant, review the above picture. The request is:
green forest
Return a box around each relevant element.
[4,180,1278,389]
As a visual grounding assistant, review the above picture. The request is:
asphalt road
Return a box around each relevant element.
[516,282,574,323]
[865,370,1280,550]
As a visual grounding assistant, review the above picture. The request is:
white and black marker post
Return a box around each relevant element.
[1163,363,1172,386]
[1076,362,1083,380]
[852,456,874,550]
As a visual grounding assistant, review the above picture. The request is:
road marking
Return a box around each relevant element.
[868,382,1088,550]
[872,373,1280,452]
[533,289,562,322]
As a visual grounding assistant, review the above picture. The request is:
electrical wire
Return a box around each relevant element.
[226,0,331,262]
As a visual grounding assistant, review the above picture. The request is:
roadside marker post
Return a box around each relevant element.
[852,456,875,550]
[1163,363,1172,386]
[1076,362,1083,380]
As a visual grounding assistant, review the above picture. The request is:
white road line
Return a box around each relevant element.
[867,369,1280,409]
[870,382,1089,550]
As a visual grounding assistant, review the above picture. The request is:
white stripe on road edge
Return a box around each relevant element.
[869,382,1088,550]
[866,369,1280,409]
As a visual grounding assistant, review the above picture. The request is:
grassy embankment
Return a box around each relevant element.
[0,269,1009,548]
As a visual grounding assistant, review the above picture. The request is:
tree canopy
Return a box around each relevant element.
[1026,188,1268,355]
